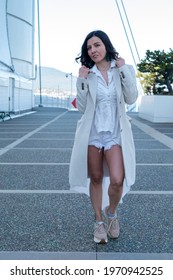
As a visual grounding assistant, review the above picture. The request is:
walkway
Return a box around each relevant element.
[0,107,172,260]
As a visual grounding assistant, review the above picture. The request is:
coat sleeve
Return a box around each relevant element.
[76,77,89,113]
[118,65,138,105]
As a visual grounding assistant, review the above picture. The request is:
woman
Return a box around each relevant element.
[69,30,138,244]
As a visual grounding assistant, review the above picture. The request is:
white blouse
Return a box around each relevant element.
[89,60,120,142]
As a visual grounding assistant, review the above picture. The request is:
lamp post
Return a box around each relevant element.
[65,72,72,109]
[37,0,43,107]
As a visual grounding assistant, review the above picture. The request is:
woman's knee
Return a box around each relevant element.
[110,176,124,189]
[90,172,103,185]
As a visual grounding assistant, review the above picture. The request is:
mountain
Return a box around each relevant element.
[34,66,77,92]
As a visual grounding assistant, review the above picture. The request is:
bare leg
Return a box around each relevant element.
[104,145,124,214]
[88,146,104,221]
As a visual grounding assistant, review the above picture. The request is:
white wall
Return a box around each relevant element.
[139,95,173,123]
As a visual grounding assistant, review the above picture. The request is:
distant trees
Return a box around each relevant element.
[137,49,173,95]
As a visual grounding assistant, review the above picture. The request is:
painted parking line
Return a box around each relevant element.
[0,251,172,260]
[132,118,173,149]
[0,111,68,156]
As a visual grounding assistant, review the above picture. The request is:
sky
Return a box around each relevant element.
[35,0,173,76]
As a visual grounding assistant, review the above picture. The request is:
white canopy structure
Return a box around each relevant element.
[0,0,35,113]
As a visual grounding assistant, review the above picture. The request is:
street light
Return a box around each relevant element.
[65,72,72,95]
[65,73,72,109]
[37,0,43,107]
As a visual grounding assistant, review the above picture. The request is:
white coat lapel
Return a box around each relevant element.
[87,73,97,106]
[113,68,122,100]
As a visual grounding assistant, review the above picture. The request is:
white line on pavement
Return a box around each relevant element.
[0,111,68,156]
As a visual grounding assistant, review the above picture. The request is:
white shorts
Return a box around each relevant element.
[88,131,121,151]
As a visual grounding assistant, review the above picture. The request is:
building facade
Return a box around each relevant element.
[0,0,35,113]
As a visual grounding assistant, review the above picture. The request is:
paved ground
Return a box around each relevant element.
[0,107,173,260]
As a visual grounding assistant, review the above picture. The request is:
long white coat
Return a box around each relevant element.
[69,64,138,207]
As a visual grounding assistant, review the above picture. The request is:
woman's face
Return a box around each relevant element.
[87,36,107,64]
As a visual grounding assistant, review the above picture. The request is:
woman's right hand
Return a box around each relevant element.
[79,65,90,78]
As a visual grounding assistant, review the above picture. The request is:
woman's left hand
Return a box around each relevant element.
[116,57,125,68]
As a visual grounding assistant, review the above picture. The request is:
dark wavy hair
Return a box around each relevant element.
[75,30,119,68]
